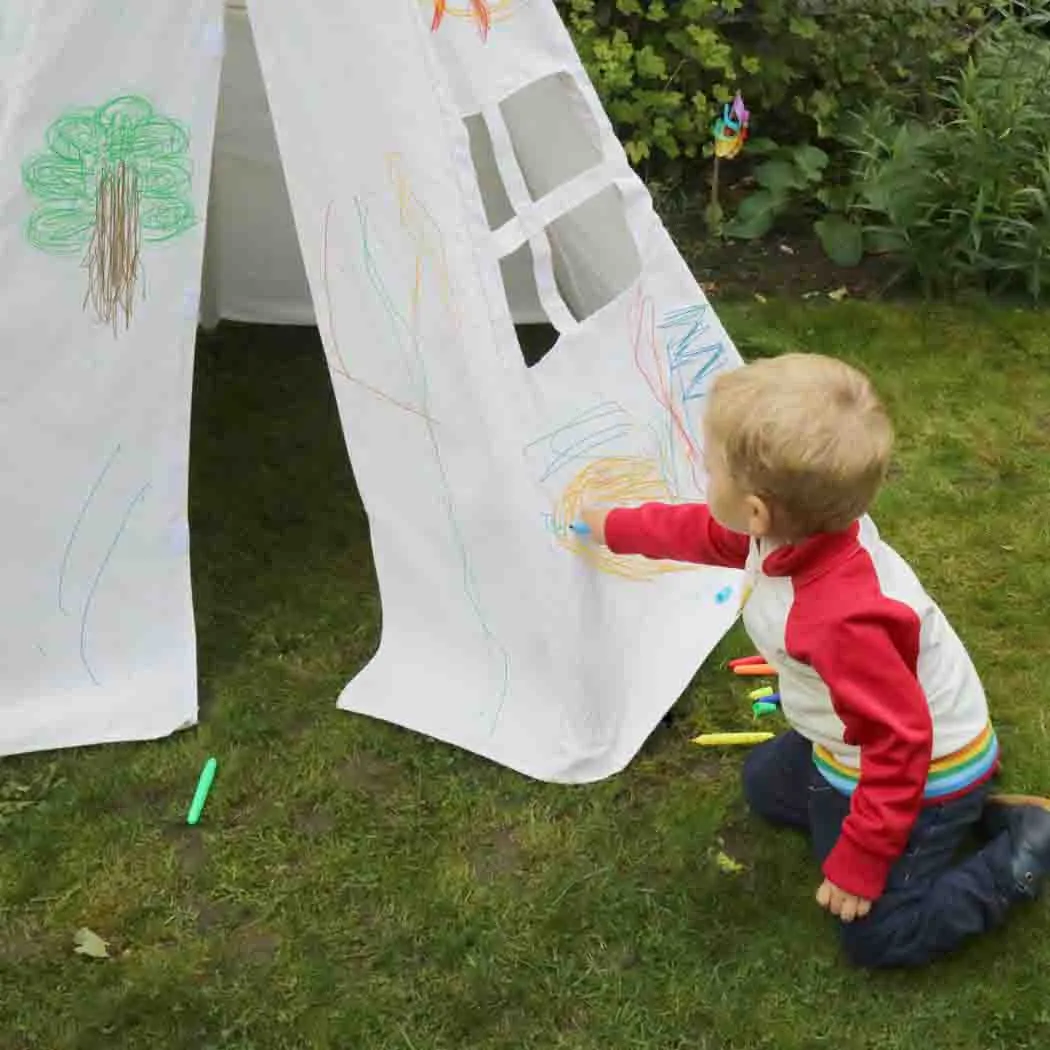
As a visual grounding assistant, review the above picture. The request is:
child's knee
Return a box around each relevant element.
[741,746,777,818]
[740,734,812,828]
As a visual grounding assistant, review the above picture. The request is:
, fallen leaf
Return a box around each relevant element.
[828,286,849,302]
[753,292,768,304]
[714,850,746,875]
[778,243,795,255]
[73,928,109,959]
[801,290,821,300]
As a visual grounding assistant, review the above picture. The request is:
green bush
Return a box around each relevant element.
[556,0,985,175]
[845,8,1050,299]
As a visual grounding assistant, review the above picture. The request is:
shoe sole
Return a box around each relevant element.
[987,793,1050,811]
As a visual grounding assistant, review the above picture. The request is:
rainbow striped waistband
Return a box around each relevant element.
[813,723,1000,802]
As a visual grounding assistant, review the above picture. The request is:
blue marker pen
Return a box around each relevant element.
[570,521,592,536]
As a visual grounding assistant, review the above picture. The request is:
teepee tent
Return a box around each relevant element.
[0,0,744,782]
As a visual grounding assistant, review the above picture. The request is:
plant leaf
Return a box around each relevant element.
[793,144,830,181]
[724,190,782,240]
[864,226,909,255]
[73,928,109,959]
[755,159,805,194]
[745,137,780,156]
[815,215,864,266]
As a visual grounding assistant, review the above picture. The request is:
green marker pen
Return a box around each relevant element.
[187,757,218,826]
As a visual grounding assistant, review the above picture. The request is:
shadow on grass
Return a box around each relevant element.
[189,322,372,697]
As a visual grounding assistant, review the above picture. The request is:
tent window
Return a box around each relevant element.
[548,185,641,323]
[499,240,545,325]
[499,72,603,199]
[464,113,514,230]
[461,74,639,369]
[500,240,558,366]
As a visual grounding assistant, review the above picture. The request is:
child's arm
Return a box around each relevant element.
[795,609,934,903]
[581,502,750,568]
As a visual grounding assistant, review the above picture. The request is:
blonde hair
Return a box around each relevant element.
[706,353,893,536]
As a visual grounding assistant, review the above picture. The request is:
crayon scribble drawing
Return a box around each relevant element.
[350,153,511,732]
[524,401,632,484]
[527,288,730,578]
[428,0,528,39]
[22,95,195,331]
[57,443,152,685]
[524,403,692,580]
[321,202,437,423]
[549,456,692,582]
[631,292,731,499]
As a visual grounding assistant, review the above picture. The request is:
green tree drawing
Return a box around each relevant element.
[22,95,196,330]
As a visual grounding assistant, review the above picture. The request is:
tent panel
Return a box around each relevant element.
[0,0,224,755]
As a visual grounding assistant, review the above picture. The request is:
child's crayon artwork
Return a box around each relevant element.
[0,0,223,756]
[22,95,197,331]
[247,0,745,781]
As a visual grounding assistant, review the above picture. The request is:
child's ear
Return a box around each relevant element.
[744,494,774,538]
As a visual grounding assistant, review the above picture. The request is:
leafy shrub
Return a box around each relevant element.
[556,0,985,175]
[844,6,1050,298]
[719,139,829,236]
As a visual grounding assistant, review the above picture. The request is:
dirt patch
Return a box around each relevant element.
[0,925,47,964]
[226,926,282,965]
[681,231,905,302]
[715,822,759,869]
[169,827,208,875]
[471,827,522,883]
[194,899,253,934]
[338,752,402,797]
[113,781,175,821]
[299,808,337,839]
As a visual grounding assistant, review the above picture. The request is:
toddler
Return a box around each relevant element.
[582,353,1050,969]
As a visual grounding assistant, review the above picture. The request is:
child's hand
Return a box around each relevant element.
[578,505,610,545]
[816,879,872,923]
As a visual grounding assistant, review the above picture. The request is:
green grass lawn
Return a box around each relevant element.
[3,301,1050,1049]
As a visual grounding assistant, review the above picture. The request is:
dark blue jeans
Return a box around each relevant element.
[743,730,1016,969]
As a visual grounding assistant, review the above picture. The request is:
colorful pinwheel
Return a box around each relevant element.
[712,92,750,160]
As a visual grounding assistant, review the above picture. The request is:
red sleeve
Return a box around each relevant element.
[604,502,749,568]
[791,609,932,901]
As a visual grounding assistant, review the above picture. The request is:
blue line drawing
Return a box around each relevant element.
[659,304,729,407]
[59,443,123,613]
[352,180,511,735]
[524,401,631,482]
[79,482,151,686]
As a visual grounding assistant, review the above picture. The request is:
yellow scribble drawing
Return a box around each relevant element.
[552,457,694,581]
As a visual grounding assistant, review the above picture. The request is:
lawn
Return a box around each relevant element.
[2,301,1050,1049]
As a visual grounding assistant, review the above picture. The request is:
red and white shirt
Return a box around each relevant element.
[605,503,999,900]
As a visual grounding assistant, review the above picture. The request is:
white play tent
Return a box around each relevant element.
[1,0,744,781]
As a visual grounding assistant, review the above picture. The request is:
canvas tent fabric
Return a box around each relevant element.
[200,1,547,328]
[0,0,744,782]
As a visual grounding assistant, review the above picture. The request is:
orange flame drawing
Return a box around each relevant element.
[431,0,492,40]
